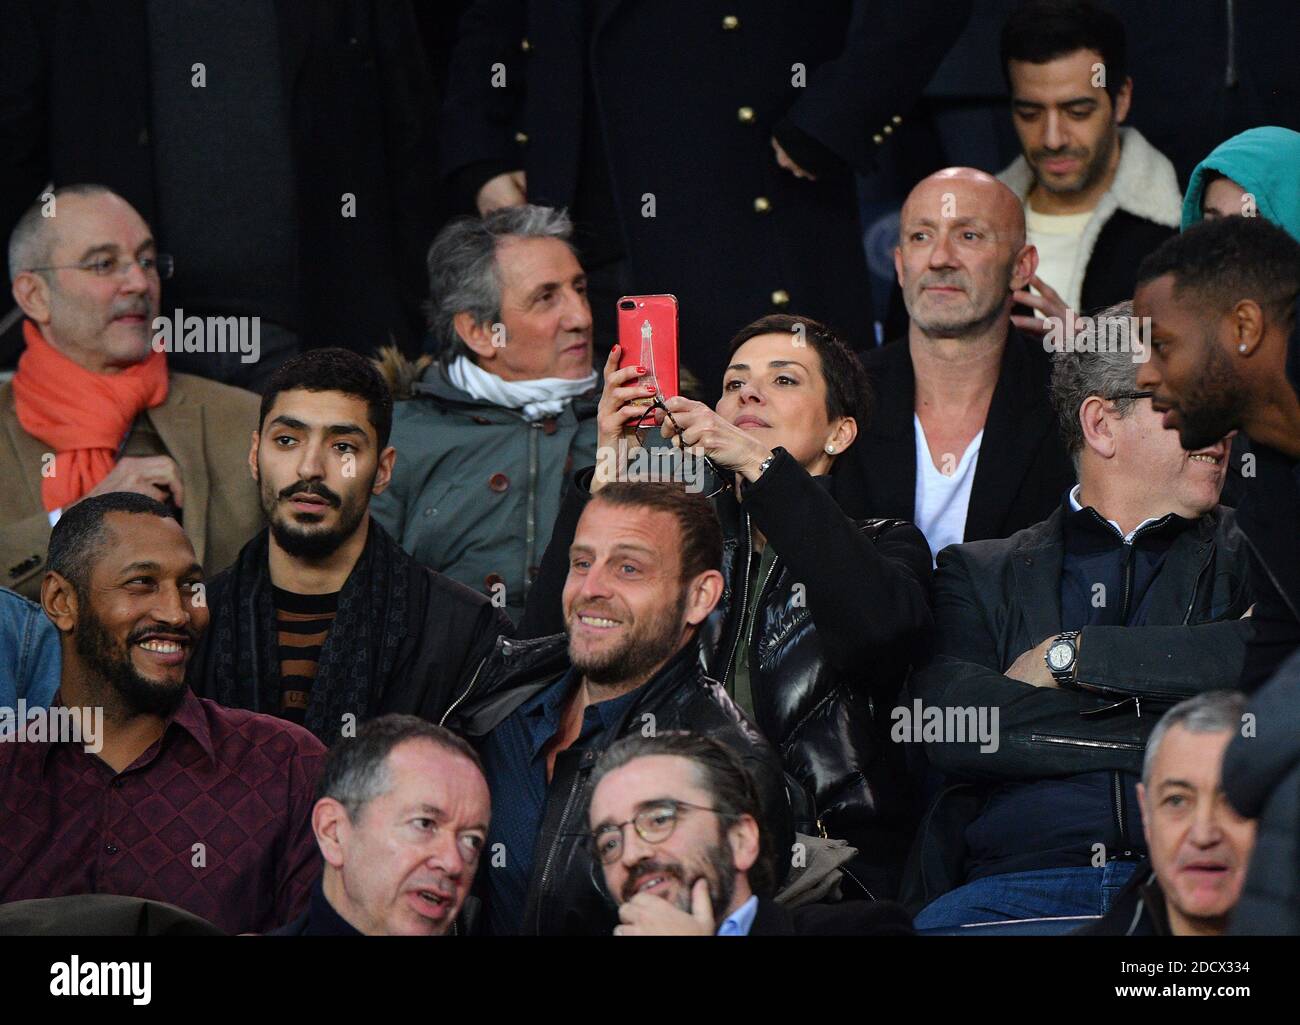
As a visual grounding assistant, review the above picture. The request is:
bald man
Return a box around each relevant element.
[835,168,1075,560]
[2,184,263,598]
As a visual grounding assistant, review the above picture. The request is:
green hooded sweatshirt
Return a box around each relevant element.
[1181,126,1300,242]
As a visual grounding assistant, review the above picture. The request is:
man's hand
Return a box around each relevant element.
[659,395,773,483]
[1005,635,1059,688]
[82,455,185,508]
[614,879,715,936]
[591,344,660,493]
[771,136,816,181]
[1011,274,1070,339]
[476,170,527,216]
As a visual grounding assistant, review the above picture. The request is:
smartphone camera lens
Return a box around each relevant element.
[619,300,636,311]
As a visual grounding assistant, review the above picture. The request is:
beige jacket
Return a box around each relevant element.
[0,372,264,598]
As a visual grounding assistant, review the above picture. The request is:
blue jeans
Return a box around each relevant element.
[0,587,60,713]
[913,860,1141,930]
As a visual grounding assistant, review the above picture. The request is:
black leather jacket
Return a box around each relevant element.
[701,449,932,891]
[446,633,793,936]
[520,449,934,894]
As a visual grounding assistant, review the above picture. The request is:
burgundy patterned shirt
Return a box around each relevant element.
[0,689,325,934]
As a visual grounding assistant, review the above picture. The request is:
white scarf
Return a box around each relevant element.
[446,355,598,422]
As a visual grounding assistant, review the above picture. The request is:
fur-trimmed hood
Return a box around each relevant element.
[998,125,1183,228]
[372,345,434,400]
[998,126,1181,308]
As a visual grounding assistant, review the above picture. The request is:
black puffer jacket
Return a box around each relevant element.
[702,449,932,889]
[521,448,934,894]
[447,633,792,936]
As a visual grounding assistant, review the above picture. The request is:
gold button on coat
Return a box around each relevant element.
[771,289,790,306]
[737,106,755,123]
[753,196,771,213]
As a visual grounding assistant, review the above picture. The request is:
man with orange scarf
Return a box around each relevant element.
[1,185,262,598]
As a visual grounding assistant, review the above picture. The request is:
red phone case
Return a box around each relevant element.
[616,294,679,401]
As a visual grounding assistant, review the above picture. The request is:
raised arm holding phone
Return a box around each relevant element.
[522,310,932,898]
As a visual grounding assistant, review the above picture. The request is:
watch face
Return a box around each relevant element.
[1047,641,1074,671]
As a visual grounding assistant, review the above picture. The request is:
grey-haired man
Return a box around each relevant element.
[1077,691,1257,935]
[907,302,1253,930]
[373,205,599,622]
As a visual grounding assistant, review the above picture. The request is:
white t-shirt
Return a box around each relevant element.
[914,415,983,564]
[1024,206,1092,313]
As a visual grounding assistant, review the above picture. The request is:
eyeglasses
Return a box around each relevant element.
[25,253,174,281]
[587,799,731,865]
[1106,390,1154,403]
[631,394,733,499]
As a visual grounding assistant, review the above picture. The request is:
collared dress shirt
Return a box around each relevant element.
[0,688,325,934]
[478,667,641,935]
[716,895,760,936]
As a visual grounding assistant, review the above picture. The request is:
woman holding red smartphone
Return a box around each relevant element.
[522,313,933,900]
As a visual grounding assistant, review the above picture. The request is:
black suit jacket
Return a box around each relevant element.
[749,897,914,937]
[834,328,1075,549]
[0,0,437,361]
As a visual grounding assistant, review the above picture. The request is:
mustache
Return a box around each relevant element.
[278,480,341,506]
[1032,147,1088,162]
[919,272,967,289]
[621,859,685,903]
[127,621,199,646]
[572,601,619,618]
[110,298,151,319]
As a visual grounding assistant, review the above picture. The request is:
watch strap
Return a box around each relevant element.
[1047,630,1081,689]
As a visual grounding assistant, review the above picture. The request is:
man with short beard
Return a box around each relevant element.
[835,167,1074,559]
[996,0,1180,332]
[0,492,325,934]
[188,349,512,745]
[449,483,791,935]
[587,732,912,936]
[1135,216,1300,933]
[1134,217,1300,687]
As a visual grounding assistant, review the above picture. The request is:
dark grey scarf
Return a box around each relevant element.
[195,519,412,743]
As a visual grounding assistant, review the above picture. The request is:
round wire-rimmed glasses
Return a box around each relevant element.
[585,799,734,865]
